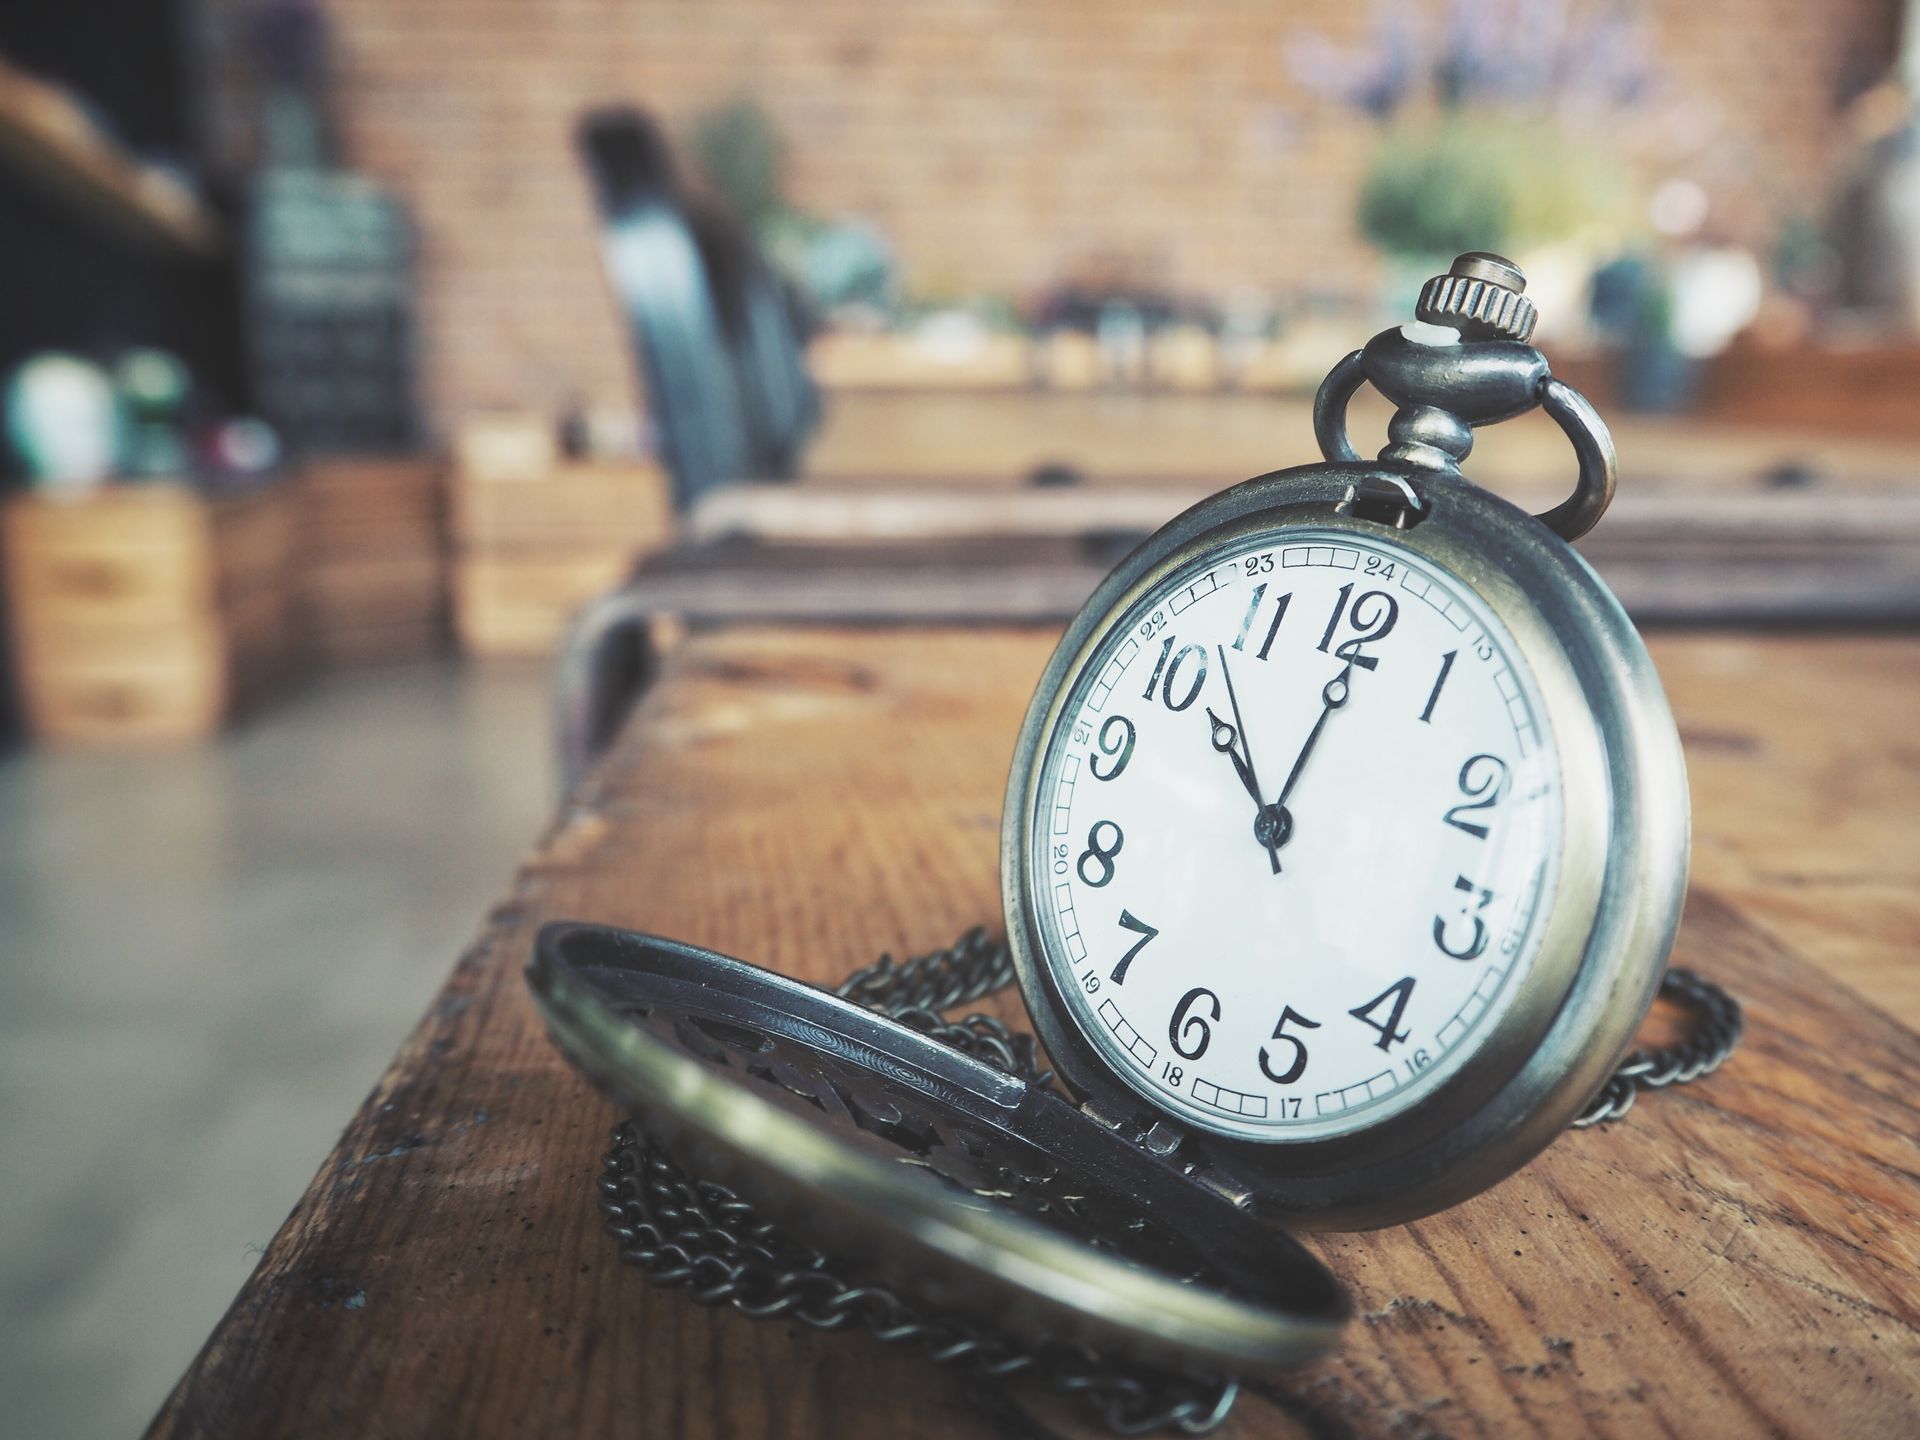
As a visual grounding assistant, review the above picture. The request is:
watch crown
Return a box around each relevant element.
[1415,252,1538,343]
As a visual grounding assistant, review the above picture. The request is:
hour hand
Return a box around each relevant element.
[1207,706,1264,805]
[1208,706,1284,873]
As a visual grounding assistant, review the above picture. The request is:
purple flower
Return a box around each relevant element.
[1287,0,1657,120]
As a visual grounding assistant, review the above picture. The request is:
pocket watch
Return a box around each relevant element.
[1002,252,1688,1229]
[531,254,1714,1393]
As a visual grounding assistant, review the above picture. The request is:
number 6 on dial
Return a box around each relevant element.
[1007,256,1690,1229]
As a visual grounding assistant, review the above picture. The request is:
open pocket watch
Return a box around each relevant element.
[530,254,1731,1407]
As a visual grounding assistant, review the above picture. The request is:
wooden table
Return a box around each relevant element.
[149,627,1920,1438]
[804,390,1920,501]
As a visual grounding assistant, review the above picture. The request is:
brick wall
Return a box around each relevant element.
[202,0,1900,436]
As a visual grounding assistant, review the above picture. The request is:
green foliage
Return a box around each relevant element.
[1358,115,1633,258]
[689,97,787,229]
[688,96,903,315]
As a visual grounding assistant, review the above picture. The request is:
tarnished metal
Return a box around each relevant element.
[540,923,1736,1433]
[1536,376,1619,542]
[1004,466,1690,1228]
[596,1128,1243,1435]
[1314,256,1616,541]
[532,249,1740,1426]
[1415,251,1539,341]
[1006,253,1695,1229]
[1570,966,1745,1126]
[530,923,1352,1379]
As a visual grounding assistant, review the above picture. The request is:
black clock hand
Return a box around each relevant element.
[1207,705,1264,804]
[1275,661,1356,809]
[1212,645,1285,874]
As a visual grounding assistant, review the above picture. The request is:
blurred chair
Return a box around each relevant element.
[560,114,1920,795]
[577,108,817,505]
[689,204,819,480]
[578,108,748,505]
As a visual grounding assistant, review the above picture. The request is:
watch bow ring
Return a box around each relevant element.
[533,250,1738,1432]
[1310,252,1617,543]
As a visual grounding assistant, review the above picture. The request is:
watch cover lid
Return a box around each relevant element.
[529,922,1349,1378]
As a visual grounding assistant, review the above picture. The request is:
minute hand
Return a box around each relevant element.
[1276,662,1356,807]
[1211,645,1285,874]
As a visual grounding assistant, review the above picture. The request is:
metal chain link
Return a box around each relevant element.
[829,929,1745,1132]
[596,927,1741,1434]
[599,1128,1238,1435]
[1571,965,1745,1126]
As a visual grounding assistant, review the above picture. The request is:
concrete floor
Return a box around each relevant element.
[0,660,553,1440]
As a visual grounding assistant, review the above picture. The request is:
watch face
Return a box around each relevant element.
[1029,527,1565,1141]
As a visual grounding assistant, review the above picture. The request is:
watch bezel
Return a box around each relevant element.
[1002,461,1689,1230]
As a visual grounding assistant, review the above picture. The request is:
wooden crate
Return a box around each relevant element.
[298,457,445,555]
[452,413,563,485]
[451,550,634,659]
[309,615,448,669]
[449,415,677,658]
[453,462,673,552]
[305,553,446,664]
[2,484,299,744]
[296,457,448,665]
[306,551,443,617]
[4,484,290,627]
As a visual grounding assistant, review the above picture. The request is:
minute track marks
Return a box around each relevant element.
[1003,250,1707,1224]
[1033,528,1562,1143]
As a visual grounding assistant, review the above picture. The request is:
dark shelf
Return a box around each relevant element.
[0,56,220,258]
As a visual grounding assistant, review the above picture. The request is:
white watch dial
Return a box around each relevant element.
[1030,528,1564,1141]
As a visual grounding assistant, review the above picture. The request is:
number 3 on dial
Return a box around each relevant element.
[1025,527,1564,1144]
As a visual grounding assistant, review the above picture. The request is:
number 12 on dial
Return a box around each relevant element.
[1030,528,1562,1142]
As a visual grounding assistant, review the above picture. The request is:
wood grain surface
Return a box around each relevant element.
[148,627,1920,1439]
[678,487,1920,625]
[803,390,1920,500]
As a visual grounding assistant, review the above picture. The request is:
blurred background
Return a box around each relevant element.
[3,1,1919,1435]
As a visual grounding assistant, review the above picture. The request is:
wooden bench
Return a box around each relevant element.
[148,623,1920,1438]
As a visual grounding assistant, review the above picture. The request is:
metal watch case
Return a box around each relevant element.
[529,922,1351,1374]
[1001,459,1690,1231]
[528,256,1693,1396]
